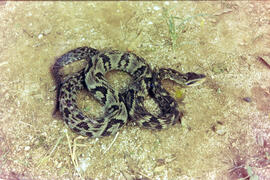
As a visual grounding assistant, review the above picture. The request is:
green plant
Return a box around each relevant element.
[265,152,270,160]
[239,165,259,180]
[162,8,209,51]
[162,7,180,50]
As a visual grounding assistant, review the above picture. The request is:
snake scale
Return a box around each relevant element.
[51,47,205,138]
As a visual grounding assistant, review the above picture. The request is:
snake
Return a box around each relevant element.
[51,47,205,138]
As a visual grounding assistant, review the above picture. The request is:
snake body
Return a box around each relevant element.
[51,47,205,138]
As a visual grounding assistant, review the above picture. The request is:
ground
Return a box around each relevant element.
[0,1,270,180]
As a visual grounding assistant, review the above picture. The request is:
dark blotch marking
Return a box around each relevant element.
[66,100,72,107]
[101,130,111,137]
[96,118,105,123]
[157,96,175,114]
[76,113,84,120]
[108,118,124,129]
[89,48,99,56]
[164,114,174,124]
[142,121,151,128]
[90,86,107,104]
[95,72,104,80]
[77,122,89,130]
[133,65,146,78]
[94,124,103,129]
[66,86,72,92]
[84,59,93,74]
[121,89,135,112]
[101,118,124,136]
[146,80,157,97]
[92,129,101,133]
[100,54,111,71]
[73,127,81,132]
[69,120,75,124]
[88,57,93,68]
[80,52,86,58]
[107,105,119,114]
[85,132,93,137]
[118,53,130,69]
[155,124,163,130]
[63,108,70,117]
[149,116,159,124]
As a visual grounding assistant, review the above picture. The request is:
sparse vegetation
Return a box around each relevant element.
[162,7,209,51]
[162,7,180,50]
[239,165,259,180]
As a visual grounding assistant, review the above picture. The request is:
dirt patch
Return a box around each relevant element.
[1,1,270,179]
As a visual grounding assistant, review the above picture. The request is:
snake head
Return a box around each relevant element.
[184,72,206,86]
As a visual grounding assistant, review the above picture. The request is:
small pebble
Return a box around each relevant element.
[153,6,161,11]
[57,162,63,168]
[24,146,30,151]
[216,129,226,135]
[257,135,265,147]
[38,33,43,39]
[243,97,252,102]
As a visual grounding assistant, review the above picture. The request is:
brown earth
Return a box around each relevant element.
[0,1,270,179]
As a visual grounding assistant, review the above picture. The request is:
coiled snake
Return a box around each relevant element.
[51,47,205,138]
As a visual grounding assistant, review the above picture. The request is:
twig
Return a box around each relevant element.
[73,136,87,168]
[138,171,152,180]
[0,61,8,67]
[38,135,64,167]
[48,135,64,157]
[257,56,270,69]
[103,132,119,154]
[66,131,87,179]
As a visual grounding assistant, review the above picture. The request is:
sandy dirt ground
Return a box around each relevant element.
[0,1,270,180]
